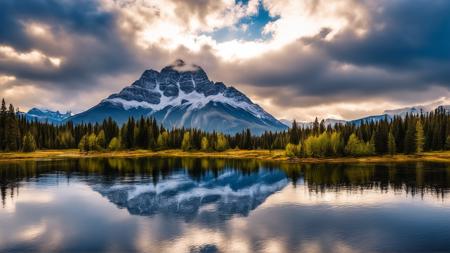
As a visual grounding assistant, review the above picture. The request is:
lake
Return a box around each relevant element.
[1,158,450,253]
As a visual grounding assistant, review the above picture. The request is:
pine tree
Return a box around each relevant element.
[374,119,388,154]
[5,104,19,151]
[289,120,300,144]
[0,99,6,150]
[387,130,396,156]
[404,118,416,154]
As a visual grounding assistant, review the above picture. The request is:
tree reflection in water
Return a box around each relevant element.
[1,158,450,209]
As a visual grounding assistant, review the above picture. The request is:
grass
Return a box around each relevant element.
[0,149,450,163]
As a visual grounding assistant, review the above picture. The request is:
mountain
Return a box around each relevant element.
[69,60,287,134]
[23,108,71,124]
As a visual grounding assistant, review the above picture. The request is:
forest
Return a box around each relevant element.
[0,98,449,157]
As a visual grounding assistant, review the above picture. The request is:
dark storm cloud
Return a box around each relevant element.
[0,0,141,89]
[325,0,450,69]
[211,0,450,107]
[0,0,114,50]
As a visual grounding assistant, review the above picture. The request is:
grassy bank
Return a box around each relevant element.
[1,149,450,163]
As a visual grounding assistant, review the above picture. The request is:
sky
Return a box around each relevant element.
[0,0,449,121]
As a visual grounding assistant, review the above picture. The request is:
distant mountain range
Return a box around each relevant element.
[23,60,287,134]
[21,108,72,124]
[280,103,450,128]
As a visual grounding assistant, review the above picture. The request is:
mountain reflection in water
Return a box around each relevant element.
[1,158,450,253]
[3,158,449,204]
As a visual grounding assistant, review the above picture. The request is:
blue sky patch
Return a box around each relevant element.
[207,0,279,42]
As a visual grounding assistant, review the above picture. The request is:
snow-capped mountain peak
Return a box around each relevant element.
[104,62,270,120]
[68,60,287,134]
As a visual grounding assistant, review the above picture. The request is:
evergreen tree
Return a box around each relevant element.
[0,99,6,150]
[289,120,300,144]
[387,130,396,156]
[404,118,416,154]
[5,104,19,151]
[374,119,388,154]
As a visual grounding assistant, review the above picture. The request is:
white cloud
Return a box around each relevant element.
[0,45,62,67]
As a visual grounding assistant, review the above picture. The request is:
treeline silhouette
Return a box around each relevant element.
[0,98,449,156]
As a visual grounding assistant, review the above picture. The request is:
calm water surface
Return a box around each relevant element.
[1,158,450,253]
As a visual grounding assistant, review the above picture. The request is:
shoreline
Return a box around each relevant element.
[0,149,450,163]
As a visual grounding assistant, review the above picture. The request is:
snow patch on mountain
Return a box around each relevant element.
[105,89,269,120]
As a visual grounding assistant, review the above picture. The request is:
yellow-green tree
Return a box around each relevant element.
[345,134,374,156]
[157,131,169,149]
[201,136,209,151]
[108,137,121,151]
[22,132,36,152]
[388,130,396,156]
[181,132,192,151]
[88,133,98,151]
[415,120,424,154]
[215,133,228,151]
[285,143,301,157]
[97,130,106,149]
[78,134,89,152]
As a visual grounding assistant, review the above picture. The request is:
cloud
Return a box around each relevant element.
[0,0,449,121]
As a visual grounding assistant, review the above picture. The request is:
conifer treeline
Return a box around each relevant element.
[0,98,449,156]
